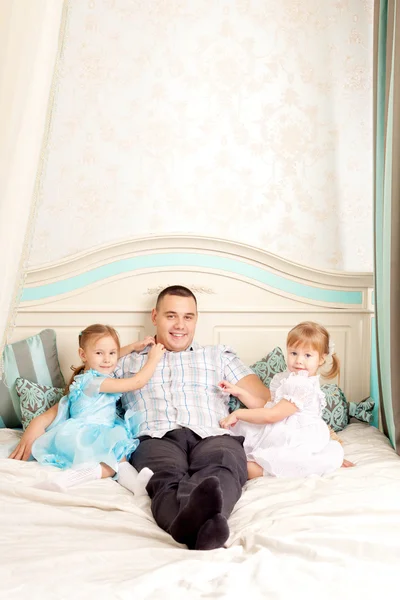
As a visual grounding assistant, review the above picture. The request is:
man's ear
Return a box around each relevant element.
[78,347,86,363]
[151,308,157,326]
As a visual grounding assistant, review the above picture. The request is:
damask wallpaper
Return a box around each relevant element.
[29,0,373,272]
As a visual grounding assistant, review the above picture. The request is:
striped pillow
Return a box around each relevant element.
[0,329,65,428]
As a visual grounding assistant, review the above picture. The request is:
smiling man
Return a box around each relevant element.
[116,285,270,550]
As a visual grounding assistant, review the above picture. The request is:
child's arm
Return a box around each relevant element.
[119,336,155,358]
[218,380,267,409]
[101,343,165,393]
[220,399,298,428]
[9,403,59,461]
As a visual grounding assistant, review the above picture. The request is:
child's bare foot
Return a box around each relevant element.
[341,459,355,468]
[247,461,263,479]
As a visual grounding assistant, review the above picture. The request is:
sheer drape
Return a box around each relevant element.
[0,0,65,375]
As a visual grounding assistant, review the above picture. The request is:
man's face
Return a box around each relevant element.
[151,294,198,352]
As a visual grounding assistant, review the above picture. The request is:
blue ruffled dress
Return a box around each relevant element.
[31,369,139,472]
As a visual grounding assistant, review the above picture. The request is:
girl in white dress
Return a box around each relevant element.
[219,321,344,479]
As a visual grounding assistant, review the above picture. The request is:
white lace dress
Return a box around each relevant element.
[234,370,344,477]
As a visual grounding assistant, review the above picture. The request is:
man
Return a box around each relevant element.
[116,285,270,550]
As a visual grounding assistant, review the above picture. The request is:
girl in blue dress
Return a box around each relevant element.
[15,324,165,493]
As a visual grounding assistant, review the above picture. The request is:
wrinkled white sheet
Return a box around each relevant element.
[1,423,399,600]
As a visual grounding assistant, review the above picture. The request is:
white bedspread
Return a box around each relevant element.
[1,423,399,600]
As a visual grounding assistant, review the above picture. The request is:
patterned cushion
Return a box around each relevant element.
[322,384,375,432]
[228,346,287,412]
[348,397,375,423]
[15,378,64,430]
[251,346,287,388]
[321,383,348,432]
[0,329,65,428]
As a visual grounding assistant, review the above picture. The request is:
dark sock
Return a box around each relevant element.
[195,513,230,550]
[170,476,222,545]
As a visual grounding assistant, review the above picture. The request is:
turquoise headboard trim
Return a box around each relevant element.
[22,253,363,304]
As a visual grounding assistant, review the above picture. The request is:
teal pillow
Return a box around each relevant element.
[0,329,65,428]
[229,346,286,412]
[321,383,348,431]
[251,346,287,388]
[15,378,64,430]
[321,383,375,432]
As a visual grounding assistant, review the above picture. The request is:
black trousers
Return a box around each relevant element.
[130,428,247,534]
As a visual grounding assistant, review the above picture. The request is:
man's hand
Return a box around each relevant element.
[219,411,239,429]
[9,420,46,461]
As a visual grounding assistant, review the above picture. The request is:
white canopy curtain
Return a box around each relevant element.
[0,0,65,376]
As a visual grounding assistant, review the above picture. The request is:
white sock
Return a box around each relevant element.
[117,463,153,496]
[35,463,102,492]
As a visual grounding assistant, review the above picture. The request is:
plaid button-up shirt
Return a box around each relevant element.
[115,342,253,438]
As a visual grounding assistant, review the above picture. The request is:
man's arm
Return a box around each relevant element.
[235,374,270,406]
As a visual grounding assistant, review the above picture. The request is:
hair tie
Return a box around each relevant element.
[328,340,335,355]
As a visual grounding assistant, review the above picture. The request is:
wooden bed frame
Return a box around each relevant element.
[13,236,374,404]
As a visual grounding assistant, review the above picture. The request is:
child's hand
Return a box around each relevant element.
[147,343,166,363]
[9,419,45,461]
[218,380,241,397]
[219,412,239,429]
[132,336,155,353]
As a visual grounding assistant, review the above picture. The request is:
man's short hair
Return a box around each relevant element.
[156,285,197,309]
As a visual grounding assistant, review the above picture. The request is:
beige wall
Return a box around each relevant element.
[29,0,373,272]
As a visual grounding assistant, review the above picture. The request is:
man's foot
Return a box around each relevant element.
[170,476,223,545]
[195,513,230,550]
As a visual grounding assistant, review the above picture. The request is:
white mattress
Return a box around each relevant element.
[0,423,399,600]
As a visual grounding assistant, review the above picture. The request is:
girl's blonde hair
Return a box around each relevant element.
[64,324,120,395]
[286,321,339,380]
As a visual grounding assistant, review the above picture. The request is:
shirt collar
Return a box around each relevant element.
[139,339,200,355]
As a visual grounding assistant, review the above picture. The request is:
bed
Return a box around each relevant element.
[1,235,399,599]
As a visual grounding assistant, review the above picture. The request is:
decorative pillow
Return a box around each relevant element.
[321,383,375,432]
[250,346,287,388]
[15,378,64,430]
[321,384,348,431]
[0,329,65,429]
[228,346,287,412]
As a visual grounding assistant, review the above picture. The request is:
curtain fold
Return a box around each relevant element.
[0,0,66,376]
[374,0,400,452]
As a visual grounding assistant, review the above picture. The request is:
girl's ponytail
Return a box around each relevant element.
[324,352,340,380]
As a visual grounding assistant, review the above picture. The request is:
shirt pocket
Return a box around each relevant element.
[182,361,221,394]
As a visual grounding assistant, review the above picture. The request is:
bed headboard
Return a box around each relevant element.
[13,236,374,403]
